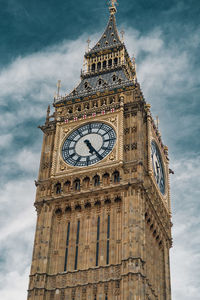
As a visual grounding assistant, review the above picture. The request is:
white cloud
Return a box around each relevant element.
[0,179,36,299]
[124,27,200,101]
[0,134,13,148]
[0,36,89,133]
[170,155,200,300]
[14,149,40,173]
[0,268,30,300]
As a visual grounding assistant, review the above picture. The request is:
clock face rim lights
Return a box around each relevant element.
[62,122,116,167]
[151,140,165,195]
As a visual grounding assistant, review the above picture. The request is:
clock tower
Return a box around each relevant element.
[27,2,172,299]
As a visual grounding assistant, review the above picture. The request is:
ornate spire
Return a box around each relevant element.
[55,0,137,104]
[109,0,118,15]
[86,4,122,55]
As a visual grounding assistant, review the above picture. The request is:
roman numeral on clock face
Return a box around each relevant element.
[88,123,92,134]
[74,157,81,166]
[101,146,112,151]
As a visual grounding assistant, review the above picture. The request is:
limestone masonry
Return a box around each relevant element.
[27,2,172,299]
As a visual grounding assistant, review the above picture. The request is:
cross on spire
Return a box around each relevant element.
[108,0,118,14]
[110,0,117,7]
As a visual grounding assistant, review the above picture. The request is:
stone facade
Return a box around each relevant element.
[27,2,172,300]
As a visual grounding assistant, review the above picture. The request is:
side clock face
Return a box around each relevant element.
[151,141,165,195]
[62,122,116,167]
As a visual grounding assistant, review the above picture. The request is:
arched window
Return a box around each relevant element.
[55,208,62,216]
[83,177,90,188]
[65,206,71,213]
[114,196,121,203]
[93,101,98,108]
[76,105,81,111]
[114,57,118,65]
[68,107,73,113]
[55,182,61,194]
[103,173,110,185]
[113,171,120,183]
[108,59,112,67]
[103,60,107,68]
[109,97,115,104]
[98,78,102,85]
[93,175,100,187]
[85,102,89,109]
[92,63,96,72]
[97,62,101,70]
[75,204,81,211]
[64,181,71,192]
[105,198,111,205]
[94,200,101,206]
[74,179,80,191]
[84,202,91,209]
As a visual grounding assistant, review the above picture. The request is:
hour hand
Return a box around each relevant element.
[84,139,103,160]
[84,139,94,154]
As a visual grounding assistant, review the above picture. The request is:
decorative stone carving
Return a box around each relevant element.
[60,160,66,171]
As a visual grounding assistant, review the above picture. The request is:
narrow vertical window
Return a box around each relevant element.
[74,220,80,270]
[96,216,100,266]
[64,222,70,272]
[106,215,110,265]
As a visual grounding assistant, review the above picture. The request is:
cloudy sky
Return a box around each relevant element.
[0,0,199,299]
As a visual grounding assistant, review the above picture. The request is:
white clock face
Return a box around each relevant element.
[62,122,116,167]
[151,141,165,194]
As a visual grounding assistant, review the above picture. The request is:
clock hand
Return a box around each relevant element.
[156,161,160,172]
[84,139,94,154]
[155,161,160,183]
[84,140,103,160]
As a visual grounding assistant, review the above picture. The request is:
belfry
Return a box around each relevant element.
[27,1,172,299]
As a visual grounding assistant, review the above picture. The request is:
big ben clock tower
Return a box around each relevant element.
[27,1,172,299]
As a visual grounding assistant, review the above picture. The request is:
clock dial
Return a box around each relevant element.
[62,122,116,167]
[151,141,165,195]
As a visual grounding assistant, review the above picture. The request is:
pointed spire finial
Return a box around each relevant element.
[86,38,91,51]
[120,29,125,42]
[156,116,159,129]
[45,105,50,124]
[57,80,61,97]
[108,0,118,15]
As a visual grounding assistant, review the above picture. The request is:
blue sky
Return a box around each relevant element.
[0,0,200,299]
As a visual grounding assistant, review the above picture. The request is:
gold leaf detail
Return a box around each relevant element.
[109,153,115,160]
[64,128,70,133]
